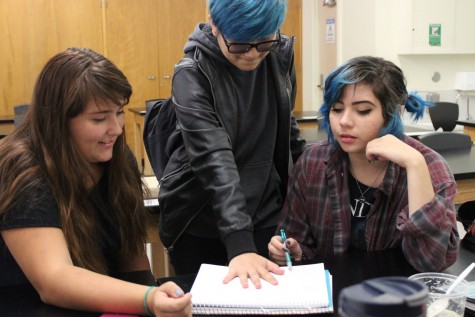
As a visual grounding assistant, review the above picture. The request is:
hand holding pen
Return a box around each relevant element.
[268,232,303,266]
[280,229,293,271]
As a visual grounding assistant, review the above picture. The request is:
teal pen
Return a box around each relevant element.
[280,229,293,271]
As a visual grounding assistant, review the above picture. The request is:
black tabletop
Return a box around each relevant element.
[158,248,418,317]
[1,244,473,317]
[457,120,475,127]
[437,147,475,180]
[0,284,98,317]
[128,107,146,116]
[0,271,154,317]
[158,244,474,317]
[0,114,14,123]
[293,111,322,123]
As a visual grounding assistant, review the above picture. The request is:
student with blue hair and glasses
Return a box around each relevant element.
[156,0,305,288]
[268,56,459,272]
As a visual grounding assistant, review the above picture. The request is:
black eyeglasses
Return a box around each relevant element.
[221,31,281,54]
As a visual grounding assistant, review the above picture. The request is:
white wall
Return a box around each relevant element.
[337,0,375,62]
[301,0,475,121]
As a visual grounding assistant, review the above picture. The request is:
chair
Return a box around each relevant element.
[458,200,475,230]
[418,132,472,152]
[13,104,30,126]
[457,200,475,252]
[428,102,459,132]
[145,99,164,112]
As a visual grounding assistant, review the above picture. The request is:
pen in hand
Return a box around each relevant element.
[280,229,293,271]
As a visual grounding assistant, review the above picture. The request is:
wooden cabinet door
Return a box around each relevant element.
[104,0,160,145]
[105,0,206,147]
[281,0,302,111]
[0,0,103,116]
[156,0,207,98]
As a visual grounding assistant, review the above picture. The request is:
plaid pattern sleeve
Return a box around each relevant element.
[278,142,342,260]
[396,137,459,272]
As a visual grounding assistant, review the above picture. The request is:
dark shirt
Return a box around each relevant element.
[186,60,281,237]
[0,174,121,287]
[348,173,377,251]
[231,62,281,226]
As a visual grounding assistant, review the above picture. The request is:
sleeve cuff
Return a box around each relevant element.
[223,230,257,261]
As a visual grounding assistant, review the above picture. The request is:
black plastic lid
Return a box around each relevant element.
[339,276,428,317]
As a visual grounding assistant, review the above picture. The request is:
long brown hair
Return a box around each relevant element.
[0,48,148,274]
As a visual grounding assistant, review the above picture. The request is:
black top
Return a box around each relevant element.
[348,173,377,252]
[186,59,281,237]
[0,173,121,287]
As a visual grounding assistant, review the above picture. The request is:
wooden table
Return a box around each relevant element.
[0,114,14,123]
[146,213,174,279]
[0,123,14,139]
[142,176,174,279]
[438,146,475,204]
[0,115,15,140]
[293,110,322,129]
[456,119,475,142]
[454,178,475,204]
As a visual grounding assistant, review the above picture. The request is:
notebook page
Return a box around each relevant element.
[191,263,331,315]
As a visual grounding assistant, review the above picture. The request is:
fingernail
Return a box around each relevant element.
[282,246,289,253]
[285,240,291,246]
[175,289,183,296]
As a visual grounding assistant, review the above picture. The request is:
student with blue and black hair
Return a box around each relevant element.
[269,56,459,272]
[156,0,305,288]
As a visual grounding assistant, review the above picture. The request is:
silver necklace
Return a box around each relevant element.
[352,162,388,205]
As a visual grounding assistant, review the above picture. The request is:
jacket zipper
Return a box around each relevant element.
[158,162,190,186]
[165,195,212,253]
[158,161,208,252]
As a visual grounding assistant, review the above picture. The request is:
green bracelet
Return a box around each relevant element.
[143,286,156,316]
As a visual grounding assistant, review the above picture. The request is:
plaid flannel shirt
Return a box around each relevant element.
[278,136,459,272]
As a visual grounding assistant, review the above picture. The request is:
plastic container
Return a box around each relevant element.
[339,276,428,317]
[409,273,470,317]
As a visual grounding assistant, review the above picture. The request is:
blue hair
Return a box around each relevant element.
[209,0,287,41]
[319,56,432,145]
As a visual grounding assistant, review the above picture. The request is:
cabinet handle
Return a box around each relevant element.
[147,76,157,80]
[317,74,325,91]
[163,75,171,79]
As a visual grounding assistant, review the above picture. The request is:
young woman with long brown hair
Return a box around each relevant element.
[0,47,191,316]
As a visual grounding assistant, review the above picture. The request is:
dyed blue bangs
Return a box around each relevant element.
[209,0,287,41]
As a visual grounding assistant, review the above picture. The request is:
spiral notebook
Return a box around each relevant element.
[190,263,333,315]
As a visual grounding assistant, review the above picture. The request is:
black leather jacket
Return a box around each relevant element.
[158,23,305,258]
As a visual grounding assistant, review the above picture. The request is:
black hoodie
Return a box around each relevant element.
[158,22,306,261]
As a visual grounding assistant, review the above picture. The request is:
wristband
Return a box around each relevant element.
[143,286,156,316]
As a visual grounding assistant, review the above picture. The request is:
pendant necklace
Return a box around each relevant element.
[352,161,388,205]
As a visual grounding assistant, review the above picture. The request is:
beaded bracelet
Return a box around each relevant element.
[143,286,156,316]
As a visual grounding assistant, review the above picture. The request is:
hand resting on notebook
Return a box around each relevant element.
[223,253,284,289]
